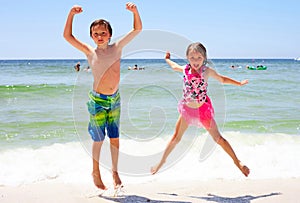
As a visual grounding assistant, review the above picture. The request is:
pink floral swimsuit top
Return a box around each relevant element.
[182,64,208,103]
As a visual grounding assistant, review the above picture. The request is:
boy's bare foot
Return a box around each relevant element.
[236,161,250,177]
[112,171,122,189]
[92,171,107,190]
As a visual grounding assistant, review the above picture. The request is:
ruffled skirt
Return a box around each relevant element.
[178,96,214,129]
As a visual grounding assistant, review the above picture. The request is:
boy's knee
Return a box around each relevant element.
[110,138,120,146]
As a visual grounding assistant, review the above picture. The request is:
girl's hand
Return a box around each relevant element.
[165,51,171,59]
[70,5,83,15]
[240,79,249,86]
[126,2,138,13]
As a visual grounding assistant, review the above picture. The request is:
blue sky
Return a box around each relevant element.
[1,0,299,59]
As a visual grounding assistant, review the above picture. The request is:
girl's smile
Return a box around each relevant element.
[187,50,205,71]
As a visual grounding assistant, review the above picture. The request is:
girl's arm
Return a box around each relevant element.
[165,52,184,72]
[63,5,93,55]
[116,2,142,48]
[208,67,248,86]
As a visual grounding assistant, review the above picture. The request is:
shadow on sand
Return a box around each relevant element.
[189,192,282,203]
[97,191,281,203]
[100,194,191,203]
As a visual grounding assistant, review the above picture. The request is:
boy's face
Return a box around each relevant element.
[187,50,205,71]
[91,24,111,46]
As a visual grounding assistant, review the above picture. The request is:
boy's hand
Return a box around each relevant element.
[126,2,138,13]
[70,5,83,15]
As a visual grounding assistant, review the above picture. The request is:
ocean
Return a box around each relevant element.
[0,58,300,186]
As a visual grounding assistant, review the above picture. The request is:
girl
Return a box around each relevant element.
[151,42,250,177]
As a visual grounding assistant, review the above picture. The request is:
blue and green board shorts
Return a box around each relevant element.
[87,90,121,141]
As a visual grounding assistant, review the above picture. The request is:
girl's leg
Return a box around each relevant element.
[92,141,107,190]
[206,119,250,177]
[151,115,189,174]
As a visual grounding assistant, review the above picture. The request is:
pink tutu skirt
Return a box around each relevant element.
[178,96,214,129]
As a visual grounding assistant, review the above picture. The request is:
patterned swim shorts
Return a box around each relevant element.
[87,90,121,141]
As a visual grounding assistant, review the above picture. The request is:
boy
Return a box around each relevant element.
[63,2,142,190]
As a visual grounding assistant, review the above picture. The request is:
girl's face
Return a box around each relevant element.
[91,24,111,46]
[187,50,205,71]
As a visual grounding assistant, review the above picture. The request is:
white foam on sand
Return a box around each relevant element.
[1,132,300,186]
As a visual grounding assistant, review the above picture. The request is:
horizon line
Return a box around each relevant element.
[0,57,297,60]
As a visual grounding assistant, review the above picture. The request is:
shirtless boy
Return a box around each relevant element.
[63,2,142,189]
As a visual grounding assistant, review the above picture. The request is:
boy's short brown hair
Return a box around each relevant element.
[90,19,112,37]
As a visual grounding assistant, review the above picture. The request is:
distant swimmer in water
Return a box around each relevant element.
[74,62,80,72]
[230,65,241,69]
[128,64,145,70]
[83,66,91,72]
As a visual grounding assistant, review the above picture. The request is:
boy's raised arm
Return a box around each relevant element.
[126,2,142,31]
[117,2,142,48]
[63,6,92,55]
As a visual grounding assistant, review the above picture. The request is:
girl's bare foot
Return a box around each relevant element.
[236,161,250,177]
[151,160,167,175]
[112,171,122,189]
[92,171,107,190]
[150,163,162,175]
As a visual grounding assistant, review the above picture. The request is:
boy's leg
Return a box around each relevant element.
[92,141,107,190]
[110,138,122,188]
[87,91,110,189]
[106,93,121,188]
[151,115,189,174]
[206,119,250,177]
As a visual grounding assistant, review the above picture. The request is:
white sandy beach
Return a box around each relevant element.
[1,178,299,203]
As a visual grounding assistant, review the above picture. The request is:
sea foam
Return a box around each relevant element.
[1,132,299,186]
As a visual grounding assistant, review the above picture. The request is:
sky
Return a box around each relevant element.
[0,0,299,59]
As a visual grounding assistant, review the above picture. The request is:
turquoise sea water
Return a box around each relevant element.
[0,58,300,185]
